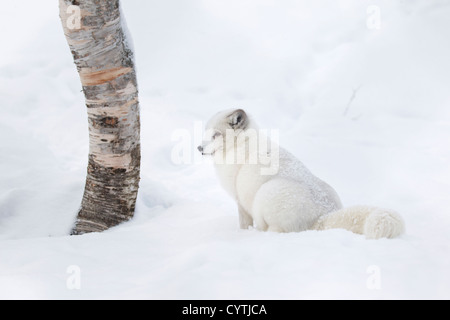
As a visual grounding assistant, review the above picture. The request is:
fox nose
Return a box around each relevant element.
[197,145,203,153]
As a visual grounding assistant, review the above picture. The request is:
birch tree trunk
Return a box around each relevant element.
[59,0,141,235]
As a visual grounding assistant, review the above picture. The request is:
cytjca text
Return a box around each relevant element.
[182,304,267,317]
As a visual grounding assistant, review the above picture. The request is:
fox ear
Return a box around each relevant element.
[228,109,248,129]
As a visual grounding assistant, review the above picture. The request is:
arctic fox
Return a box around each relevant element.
[198,109,404,239]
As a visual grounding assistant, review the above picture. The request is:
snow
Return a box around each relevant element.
[1,0,450,299]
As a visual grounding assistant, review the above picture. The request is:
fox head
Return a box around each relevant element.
[198,108,279,175]
[197,109,252,158]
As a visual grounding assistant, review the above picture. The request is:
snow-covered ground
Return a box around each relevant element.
[1,0,449,299]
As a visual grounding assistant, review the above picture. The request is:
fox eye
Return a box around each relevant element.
[212,132,222,139]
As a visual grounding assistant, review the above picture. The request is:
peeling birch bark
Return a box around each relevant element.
[59,0,141,235]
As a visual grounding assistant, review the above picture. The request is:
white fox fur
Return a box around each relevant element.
[199,109,405,239]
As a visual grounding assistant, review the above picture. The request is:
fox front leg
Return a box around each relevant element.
[238,204,254,229]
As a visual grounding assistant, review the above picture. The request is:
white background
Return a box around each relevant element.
[0,0,449,299]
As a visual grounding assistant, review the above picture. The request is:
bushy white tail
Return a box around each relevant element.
[312,206,405,239]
